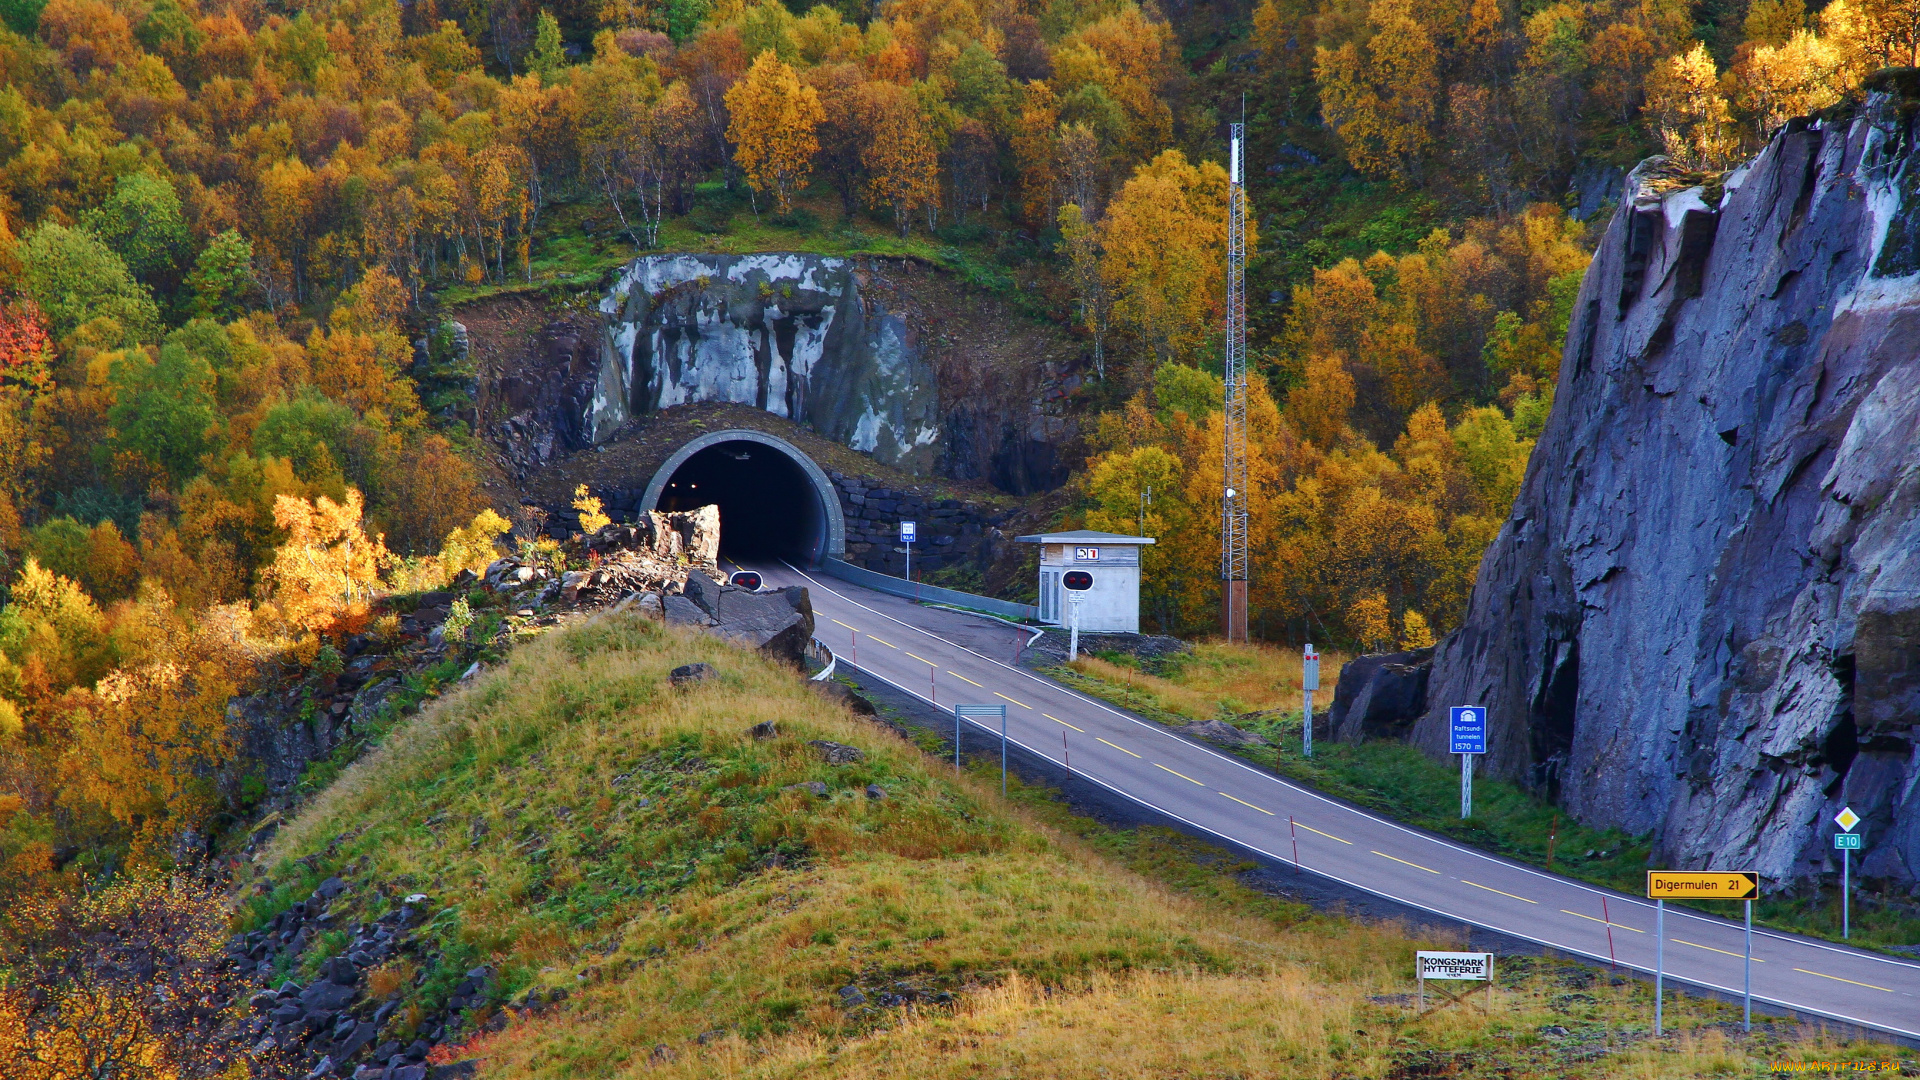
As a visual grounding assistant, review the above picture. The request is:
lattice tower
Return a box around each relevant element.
[1221,122,1250,642]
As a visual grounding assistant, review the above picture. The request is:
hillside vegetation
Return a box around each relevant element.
[242,614,1899,1078]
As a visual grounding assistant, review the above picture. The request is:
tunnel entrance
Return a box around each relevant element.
[643,430,844,567]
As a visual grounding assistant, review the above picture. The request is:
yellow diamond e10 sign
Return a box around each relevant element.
[1647,871,1758,900]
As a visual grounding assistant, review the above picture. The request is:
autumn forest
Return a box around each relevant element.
[0,0,1912,1064]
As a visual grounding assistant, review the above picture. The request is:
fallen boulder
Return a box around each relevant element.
[668,573,815,668]
[1326,648,1432,744]
[808,740,865,764]
[669,663,716,688]
[1174,719,1270,750]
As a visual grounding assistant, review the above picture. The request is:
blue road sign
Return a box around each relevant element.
[1835,832,1863,850]
[900,521,917,542]
[1450,706,1487,755]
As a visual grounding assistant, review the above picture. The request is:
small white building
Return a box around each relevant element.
[1016,530,1156,634]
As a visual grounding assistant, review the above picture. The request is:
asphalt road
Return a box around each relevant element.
[743,559,1920,1042]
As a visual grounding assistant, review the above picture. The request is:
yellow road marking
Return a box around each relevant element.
[1793,968,1891,992]
[1461,880,1537,904]
[866,634,896,648]
[1044,714,1084,732]
[1294,822,1352,845]
[905,652,938,666]
[1220,792,1274,815]
[1096,738,1142,759]
[1673,939,1762,961]
[1372,850,1440,874]
[948,671,983,687]
[831,619,859,631]
[1154,763,1205,786]
[1560,910,1645,933]
[994,692,1032,709]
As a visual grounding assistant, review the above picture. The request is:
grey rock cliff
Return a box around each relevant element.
[1420,77,1920,886]
[594,254,941,472]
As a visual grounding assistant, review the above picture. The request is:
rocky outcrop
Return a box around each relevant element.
[666,572,815,667]
[595,254,941,472]
[1326,648,1433,744]
[1419,75,1920,886]
[1174,719,1272,750]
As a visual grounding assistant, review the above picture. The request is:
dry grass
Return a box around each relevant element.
[1067,640,1344,723]
[252,617,1908,1079]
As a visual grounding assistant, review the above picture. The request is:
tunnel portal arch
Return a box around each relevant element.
[641,429,846,567]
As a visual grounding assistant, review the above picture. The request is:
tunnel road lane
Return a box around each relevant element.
[742,560,1920,1042]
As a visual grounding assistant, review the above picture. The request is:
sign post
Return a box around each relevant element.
[1062,570,1093,661]
[1647,870,1759,1036]
[1449,706,1486,819]
[899,521,917,591]
[1835,806,1861,939]
[1301,645,1320,759]
[1414,951,1493,1016]
[954,704,1008,791]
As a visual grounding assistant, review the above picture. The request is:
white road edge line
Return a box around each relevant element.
[777,562,1920,1029]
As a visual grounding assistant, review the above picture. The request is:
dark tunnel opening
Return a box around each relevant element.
[655,440,829,565]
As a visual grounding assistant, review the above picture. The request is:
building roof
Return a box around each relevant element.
[1014,530,1156,545]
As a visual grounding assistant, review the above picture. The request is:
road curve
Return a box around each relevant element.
[746,559,1920,1042]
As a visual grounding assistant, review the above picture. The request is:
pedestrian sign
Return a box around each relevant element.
[1449,706,1486,754]
[1835,832,1863,850]
[1835,806,1860,832]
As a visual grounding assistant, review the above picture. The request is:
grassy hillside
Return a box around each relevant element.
[245,616,1901,1078]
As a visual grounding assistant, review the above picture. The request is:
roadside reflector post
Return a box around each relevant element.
[1645,870,1759,1039]
[1449,707,1485,820]
[1301,644,1319,759]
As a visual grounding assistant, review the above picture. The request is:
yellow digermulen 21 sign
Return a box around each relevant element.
[1646,871,1759,900]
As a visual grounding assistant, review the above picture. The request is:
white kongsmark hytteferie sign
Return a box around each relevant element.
[1415,951,1495,1015]
[1417,951,1492,980]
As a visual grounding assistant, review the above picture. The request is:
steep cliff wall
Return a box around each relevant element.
[595,253,943,472]
[1418,75,1920,886]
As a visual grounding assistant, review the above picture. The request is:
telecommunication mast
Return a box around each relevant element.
[1221,121,1250,642]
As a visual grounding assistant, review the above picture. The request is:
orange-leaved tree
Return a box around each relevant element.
[1098,150,1247,366]
[1315,0,1441,186]
[0,875,260,1079]
[262,489,390,634]
[725,50,825,212]
[55,593,254,862]
[856,80,941,236]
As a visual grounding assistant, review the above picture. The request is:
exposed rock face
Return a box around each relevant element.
[666,572,816,667]
[1327,648,1433,744]
[1419,78,1920,886]
[595,254,941,472]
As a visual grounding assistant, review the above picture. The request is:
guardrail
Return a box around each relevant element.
[818,558,1039,622]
